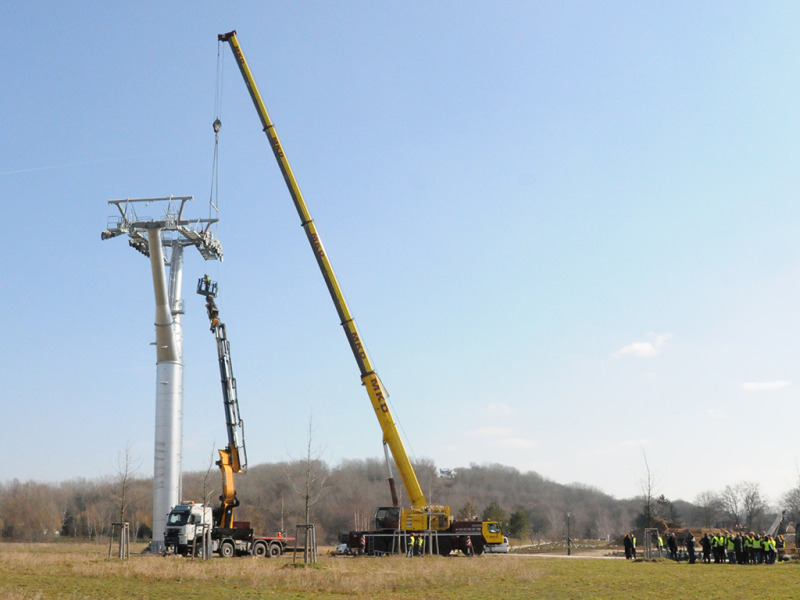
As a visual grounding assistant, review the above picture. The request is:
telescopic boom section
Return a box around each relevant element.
[198,276,247,527]
[218,30,427,509]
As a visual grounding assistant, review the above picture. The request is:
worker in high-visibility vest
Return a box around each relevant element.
[726,534,735,564]
[710,534,720,563]
[753,534,763,564]
[766,535,777,564]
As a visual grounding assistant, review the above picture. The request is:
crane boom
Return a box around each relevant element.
[218,30,426,509]
[197,276,247,528]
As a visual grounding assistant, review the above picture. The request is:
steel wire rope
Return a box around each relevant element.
[208,40,225,235]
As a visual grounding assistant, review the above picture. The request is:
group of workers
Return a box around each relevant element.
[402,532,474,557]
[405,532,428,557]
[694,532,785,565]
[623,532,679,560]
[633,531,786,564]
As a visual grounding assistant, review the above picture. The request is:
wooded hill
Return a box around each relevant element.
[0,459,786,544]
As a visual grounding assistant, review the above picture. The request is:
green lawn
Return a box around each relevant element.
[0,543,798,600]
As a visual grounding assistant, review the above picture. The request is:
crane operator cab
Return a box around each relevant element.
[375,506,400,530]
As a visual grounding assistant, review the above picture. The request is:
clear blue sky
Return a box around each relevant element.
[4,1,800,507]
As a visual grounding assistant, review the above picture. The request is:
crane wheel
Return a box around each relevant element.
[470,536,485,556]
[253,542,268,557]
[268,543,282,558]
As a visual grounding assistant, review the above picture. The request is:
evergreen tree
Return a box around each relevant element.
[507,506,530,539]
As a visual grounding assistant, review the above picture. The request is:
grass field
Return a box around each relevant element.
[1,542,800,600]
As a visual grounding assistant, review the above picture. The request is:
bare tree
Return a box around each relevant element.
[782,486,800,524]
[113,444,140,524]
[201,444,218,507]
[739,481,767,531]
[694,490,720,528]
[719,484,743,528]
[287,417,335,562]
[637,447,659,527]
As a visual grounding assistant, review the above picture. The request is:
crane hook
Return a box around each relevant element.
[213,118,222,133]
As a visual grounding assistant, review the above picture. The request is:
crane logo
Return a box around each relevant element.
[309,232,326,258]
[367,375,390,414]
[349,330,367,360]
[267,129,285,159]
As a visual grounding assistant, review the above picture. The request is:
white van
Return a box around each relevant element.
[484,536,509,553]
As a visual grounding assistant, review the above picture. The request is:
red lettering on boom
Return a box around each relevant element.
[310,233,326,258]
[369,376,389,413]
[350,331,367,359]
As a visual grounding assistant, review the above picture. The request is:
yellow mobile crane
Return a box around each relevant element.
[218,31,503,555]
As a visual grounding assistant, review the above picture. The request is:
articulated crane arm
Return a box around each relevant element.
[197,276,247,528]
[218,30,426,510]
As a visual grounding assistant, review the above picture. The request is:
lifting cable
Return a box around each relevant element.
[208,39,225,233]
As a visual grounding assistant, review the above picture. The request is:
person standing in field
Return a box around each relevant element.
[700,533,711,563]
[623,534,632,559]
[734,532,744,564]
[667,533,678,560]
[686,533,696,564]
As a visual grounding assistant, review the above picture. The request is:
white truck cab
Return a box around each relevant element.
[164,503,214,556]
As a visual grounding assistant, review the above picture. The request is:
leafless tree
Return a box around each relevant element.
[638,447,659,527]
[719,484,743,527]
[782,486,800,524]
[287,417,335,562]
[694,490,720,528]
[202,444,218,507]
[739,481,767,530]
[113,444,140,524]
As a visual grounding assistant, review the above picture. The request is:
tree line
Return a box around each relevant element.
[1,459,796,544]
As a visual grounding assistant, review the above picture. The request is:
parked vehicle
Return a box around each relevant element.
[484,537,510,554]
[164,501,293,558]
[164,280,294,558]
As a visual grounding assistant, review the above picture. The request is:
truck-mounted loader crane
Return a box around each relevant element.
[163,277,293,558]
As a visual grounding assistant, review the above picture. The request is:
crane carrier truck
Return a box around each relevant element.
[163,277,294,558]
[218,31,504,556]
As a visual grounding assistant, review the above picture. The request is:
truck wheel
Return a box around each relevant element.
[471,536,485,556]
[219,540,235,558]
[253,542,268,558]
[268,543,282,558]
